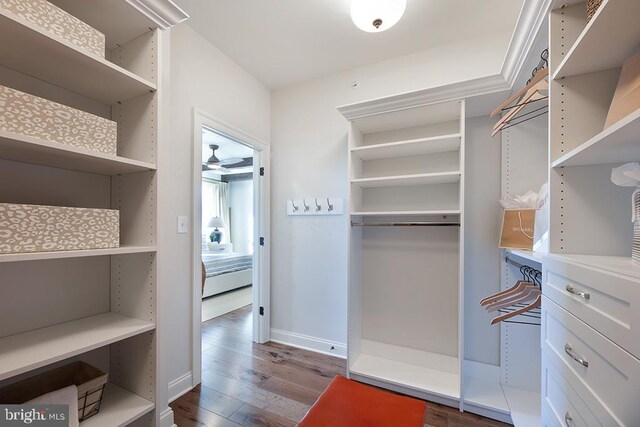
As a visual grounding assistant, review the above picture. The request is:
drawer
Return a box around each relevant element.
[543,257,640,359]
[542,355,601,427]
[542,297,640,426]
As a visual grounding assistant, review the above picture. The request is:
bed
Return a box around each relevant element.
[201,251,253,298]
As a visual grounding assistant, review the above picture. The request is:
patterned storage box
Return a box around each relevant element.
[0,85,117,155]
[0,203,119,254]
[1,0,106,57]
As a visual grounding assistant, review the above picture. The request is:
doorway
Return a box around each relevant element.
[191,109,270,387]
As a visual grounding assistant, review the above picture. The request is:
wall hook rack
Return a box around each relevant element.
[287,198,344,216]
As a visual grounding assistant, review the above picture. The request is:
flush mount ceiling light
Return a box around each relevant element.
[350,0,407,33]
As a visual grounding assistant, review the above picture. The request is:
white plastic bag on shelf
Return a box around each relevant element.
[499,183,548,210]
[611,162,640,187]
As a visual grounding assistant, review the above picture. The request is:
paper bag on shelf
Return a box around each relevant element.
[605,51,640,129]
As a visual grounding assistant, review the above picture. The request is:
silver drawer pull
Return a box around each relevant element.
[566,285,590,300]
[565,412,574,426]
[565,343,589,367]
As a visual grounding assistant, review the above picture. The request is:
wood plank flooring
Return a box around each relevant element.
[170,305,512,427]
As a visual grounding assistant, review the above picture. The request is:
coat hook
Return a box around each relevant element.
[303,199,310,212]
[291,200,299,212]
[327,198,334,211]
[314,198,322,212]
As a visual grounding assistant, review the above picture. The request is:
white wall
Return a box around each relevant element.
[270,31,511,354]
[229,179,254,254]
[159,24,270,398]
[464,116,502,365]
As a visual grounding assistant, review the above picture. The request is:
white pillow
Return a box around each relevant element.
[202,235,209,252]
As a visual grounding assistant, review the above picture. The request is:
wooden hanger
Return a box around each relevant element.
[491,295,541,325]
[479,279,533,306]
[486,287,541,312]
[492,80,548,136]
[490,68,549,118]
[479,266,534,306]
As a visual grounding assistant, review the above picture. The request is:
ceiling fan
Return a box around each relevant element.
[202,144,253,173]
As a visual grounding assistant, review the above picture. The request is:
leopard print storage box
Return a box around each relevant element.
[0,203,119,254]
[0,0,106,58]
[0,85,118,155]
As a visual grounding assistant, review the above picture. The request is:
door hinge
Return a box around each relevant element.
[259,167,265,176]
[259,306,265,316]
[260,237,265,246]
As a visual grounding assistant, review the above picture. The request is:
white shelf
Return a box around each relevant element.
[546,253,640,280]
[351,210,461,217]
[463,377,510,415]
[82,384,154,427]
[0,246,156,263]
[0,9,156,104]
[0,313,155,381]
[351,171,461,188]
[552,107,640,167]
[351,134,461,160]
[0,131,156,175]
[553,0,640,80]
[502,385,541,427]
[505,249,544,264]
[350,341,460,400]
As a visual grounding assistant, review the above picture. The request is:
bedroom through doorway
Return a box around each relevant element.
[200,128,255,324]
[191,111,270,389]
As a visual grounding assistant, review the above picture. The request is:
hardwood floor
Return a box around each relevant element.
[170,305,512,427]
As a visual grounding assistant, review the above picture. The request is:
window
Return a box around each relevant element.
[202,180,220,233]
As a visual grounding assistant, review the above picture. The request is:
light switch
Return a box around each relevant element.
[177,216,188,234]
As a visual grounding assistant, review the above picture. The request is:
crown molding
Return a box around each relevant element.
[125,0,189,29]
[337,74,509,120]
[500,0,554,88]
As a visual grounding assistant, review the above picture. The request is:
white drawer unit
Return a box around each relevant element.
[544,256,640,359]
[541,354,601,427]
[542,297,640,426]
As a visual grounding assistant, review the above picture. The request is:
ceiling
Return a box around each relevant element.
[175,0,525,89]
[202,128,254,177]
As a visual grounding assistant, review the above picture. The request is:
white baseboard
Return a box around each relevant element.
[463,360,501,382]
[159,408,174,427]
[168,372,193,403]
[270,329,347,359]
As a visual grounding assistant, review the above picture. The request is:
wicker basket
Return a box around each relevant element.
[586,0,603,21]
[0,361,108,422]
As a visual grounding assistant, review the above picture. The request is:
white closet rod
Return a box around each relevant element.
[350,222,460,227]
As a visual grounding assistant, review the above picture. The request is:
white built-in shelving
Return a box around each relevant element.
[552,0,640,80]
[0,132,156,176]
[340,97,465,407]
[0,1,174,425]
[505,249,544,264]
[351,171,461,188]
[0,246,156,263]
[82,384,155,427]
[462,377,510,418]
[551,107,640,167]
[351,209,460,217]
[0,313,155,381]
[350,341,460,401]
[545,253,640,281]
[502,386,541,427]
[0,9,156,103]
[350,134,461,160]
